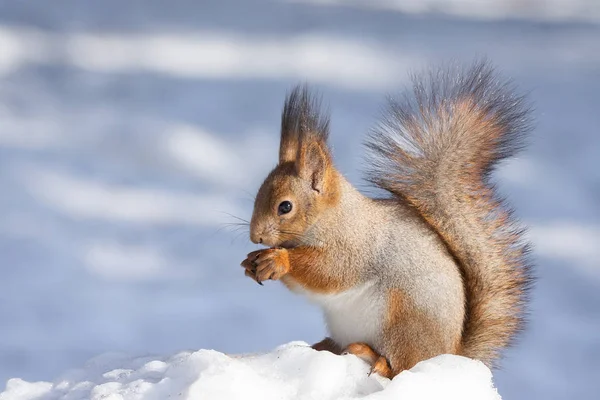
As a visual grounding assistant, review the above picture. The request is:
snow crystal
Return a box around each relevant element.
[0,342,500,400]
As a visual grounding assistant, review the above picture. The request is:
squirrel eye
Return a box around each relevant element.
[278,201,293,215]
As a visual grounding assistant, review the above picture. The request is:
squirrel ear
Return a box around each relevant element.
[299,141,329,193]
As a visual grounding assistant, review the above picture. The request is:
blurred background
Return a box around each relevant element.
[0,0,598,399]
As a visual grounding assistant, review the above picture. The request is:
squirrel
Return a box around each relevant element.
[240,60,533,379]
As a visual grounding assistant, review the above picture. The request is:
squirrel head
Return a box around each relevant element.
[250,86,339,248]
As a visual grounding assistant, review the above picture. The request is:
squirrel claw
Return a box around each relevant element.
[244,268,263,286]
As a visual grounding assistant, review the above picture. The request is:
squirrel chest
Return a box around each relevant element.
[291,280,384,348]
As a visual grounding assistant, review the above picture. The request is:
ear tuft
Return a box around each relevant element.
[279,85,330,164]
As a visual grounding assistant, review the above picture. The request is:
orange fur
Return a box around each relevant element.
[242,246,356,294]
[371,356,393,379]
[382,289,461,375]
[344,343,380,363]
[367,61,533,367]
[343,343,393,378]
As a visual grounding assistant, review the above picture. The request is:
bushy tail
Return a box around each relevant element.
[366,60,533,367]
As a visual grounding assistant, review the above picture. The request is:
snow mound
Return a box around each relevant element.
[0,342,500,400]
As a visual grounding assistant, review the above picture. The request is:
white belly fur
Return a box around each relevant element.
[295,281,384,348]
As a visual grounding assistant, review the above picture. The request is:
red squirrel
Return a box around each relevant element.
[241,61,533,378]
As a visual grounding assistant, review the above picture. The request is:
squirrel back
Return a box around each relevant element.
[366,60,533,366]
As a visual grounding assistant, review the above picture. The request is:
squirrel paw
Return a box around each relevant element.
[342,342,394,379]
[370,356,393,379]
[241,255,262,285]
[241,248,290,285]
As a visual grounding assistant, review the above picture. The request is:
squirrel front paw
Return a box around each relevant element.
[241,248,290,285]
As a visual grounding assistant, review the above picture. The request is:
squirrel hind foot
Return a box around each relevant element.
[370,356,394,379]
[342,342,395,379]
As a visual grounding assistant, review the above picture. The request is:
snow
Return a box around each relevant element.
[0,342,500,400]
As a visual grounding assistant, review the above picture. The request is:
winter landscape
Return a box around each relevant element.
[0,1,598,399]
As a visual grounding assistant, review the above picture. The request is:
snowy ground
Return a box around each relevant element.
[1,342,501,400]
[0,1,598,399]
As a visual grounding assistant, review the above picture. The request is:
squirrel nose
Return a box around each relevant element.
[250,230,263,245]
